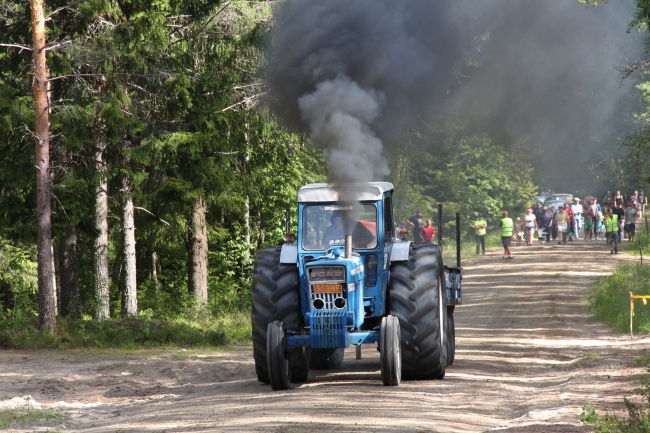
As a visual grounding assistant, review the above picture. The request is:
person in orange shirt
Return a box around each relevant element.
[420,219,435,244]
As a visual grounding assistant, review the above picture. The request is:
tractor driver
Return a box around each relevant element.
[321,210,376,249]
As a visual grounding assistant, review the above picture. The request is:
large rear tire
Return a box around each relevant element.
[389,243,447,380]
[251,247,309,384]
[309,348,345,370]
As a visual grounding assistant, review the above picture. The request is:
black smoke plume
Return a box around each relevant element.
[266,0,644,192]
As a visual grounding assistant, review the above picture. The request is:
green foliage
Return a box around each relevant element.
[0,309,253,349]
[389,121,537,248]
[0,239,38,316]
[591,264,650,333]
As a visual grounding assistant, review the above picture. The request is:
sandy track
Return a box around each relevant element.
[2,239,648,432]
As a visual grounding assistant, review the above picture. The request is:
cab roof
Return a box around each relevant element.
[297,182,394,203]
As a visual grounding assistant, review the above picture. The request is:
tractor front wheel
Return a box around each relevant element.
[447,306,456,366]
[267,321,291,391]
[380,315,401,386]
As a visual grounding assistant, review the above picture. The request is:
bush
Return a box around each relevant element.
[0,309,252,349]
[591,264,650,334]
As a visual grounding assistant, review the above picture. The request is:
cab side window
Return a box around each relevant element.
[383,195,393,246]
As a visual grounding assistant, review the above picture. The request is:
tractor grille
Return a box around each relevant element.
[310,292,341,310]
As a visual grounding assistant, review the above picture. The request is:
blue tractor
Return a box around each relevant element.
[251,182,462,390]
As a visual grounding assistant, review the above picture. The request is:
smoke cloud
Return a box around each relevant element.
[298,75,388,184]
[266,0,645,192]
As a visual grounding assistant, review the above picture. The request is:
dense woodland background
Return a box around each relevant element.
[1,0,650,338]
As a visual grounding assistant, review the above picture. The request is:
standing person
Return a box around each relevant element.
[524,208,537,246]
[541,206,552,243]
[631,191,639,206]
[605,208,619,254]
[592,198,602,240]
[515,217,524,247]
[603,191,613,207]
[533,202,544,231]
[549,206,558,241]
[474,214,487,255]
[625,202,638,242]
[406,210,424,243]
[613,202,625,241]
[639,189,647,217]
[615,190,625,208]
[564,203,575,242]
[571,198,583,239]
[500,211,514,259]
[583,204,594,240]
[420,219,435,244]
[398,221,409,241]
[555,206,569,244]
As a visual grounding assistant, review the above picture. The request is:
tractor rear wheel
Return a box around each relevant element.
[389,243,447,380]
[309,348,345,370]
[251,247,309,384]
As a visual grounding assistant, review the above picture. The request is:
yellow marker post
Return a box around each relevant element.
[629,292,650,337]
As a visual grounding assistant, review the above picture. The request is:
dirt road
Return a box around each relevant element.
[2,240,649,432]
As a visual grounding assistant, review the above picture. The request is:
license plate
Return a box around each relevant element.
[313,283,342,294]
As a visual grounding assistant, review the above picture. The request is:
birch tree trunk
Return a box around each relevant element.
[93,142,110,320]
[121,174,137,317]
[31,0,56,333]
[59,225,82,319]
[187,197,208,303]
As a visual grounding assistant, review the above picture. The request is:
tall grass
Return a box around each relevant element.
[591,264,650,334]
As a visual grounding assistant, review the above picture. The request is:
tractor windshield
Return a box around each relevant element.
[302,204,378,251]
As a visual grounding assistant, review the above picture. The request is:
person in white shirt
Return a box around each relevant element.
[571,198,583,239]
[524,208,538,246]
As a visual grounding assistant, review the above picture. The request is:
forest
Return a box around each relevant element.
[1,0,649,342]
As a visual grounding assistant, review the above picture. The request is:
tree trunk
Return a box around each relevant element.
[31,0,56,333]
[152,251,160,294]
[121,173,137,317]
[51,244,58,317]
[243,196,250,263]
[187,197,208,303]
[93,142,110,320]
[59,225,82,319]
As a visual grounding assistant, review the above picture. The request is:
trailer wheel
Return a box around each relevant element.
[389,243,447,380]
[447,306,456,366]
[267,321,291,390]
[380,315,401,386]
[251,247,309,384]
[309,348,345,370]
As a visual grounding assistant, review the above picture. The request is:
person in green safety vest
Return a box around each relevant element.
[474,214,487,255]
[605,208,619,254]
[499,211,514,259]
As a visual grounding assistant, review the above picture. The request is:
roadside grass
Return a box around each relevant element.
[625,228,650,260]
[0,310,251,350]
[591,263,650,334]
[0,404,62,430]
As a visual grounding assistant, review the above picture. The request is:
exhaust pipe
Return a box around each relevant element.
[345,235,352,258]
